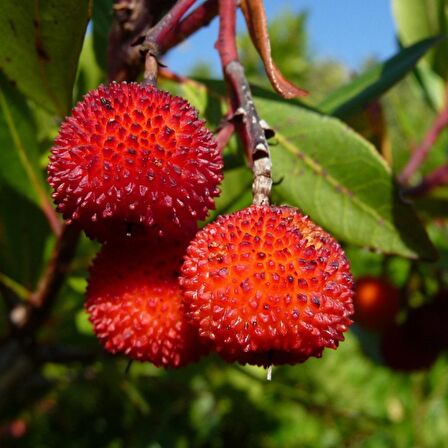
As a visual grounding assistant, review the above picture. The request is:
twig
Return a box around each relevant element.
[43,204,62,237]
[399,89,448,184]
[215,119,235,153]
[404,163,448,197]
[108,0,163,82]
[36,344,100,365]
[160,0,218,53]
[215,0,272,205]
[11,224,80,331]
[142,0,197,85]
[109,0,218,82]
[0,273,30,305]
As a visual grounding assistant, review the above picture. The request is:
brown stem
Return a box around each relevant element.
[143,53,160,86]
[108,0,166,82]
[10,224,80,332]
[399,90,448,184]
[142,0,197,84]
[36,344,101,364]
[43,203,62,237]
[161,0,218,53]
[404,163,448,197]
[215,0,272,205]
[0,281,20,311]
[216,119,235,154]
[109,0,218,82]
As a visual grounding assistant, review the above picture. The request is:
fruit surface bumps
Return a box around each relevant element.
[353,276,400,331]
[180,205,354,366]
[48,82,223,241]
[86,239,208,368]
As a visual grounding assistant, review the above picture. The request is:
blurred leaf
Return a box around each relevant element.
[319,37,444,118]
[164,79,226,129]
[162,78,241,160]
[0,185,51,288]
[253,95,436,259]
[413,62,447,110]
[0,0,90,115]
[75,34,106,101]
[75,309,94,336]
[0,73,51,209]
[207,166,253,222]
[92,0,113,70]
[163,76,436,259]
[413,187,448,219]
[392,0,448,80]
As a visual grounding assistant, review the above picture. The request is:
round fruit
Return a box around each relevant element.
[353,276,400,331]
[380,317,440,372]
[48,82,223,241]
[86,239,208,368]
[180,205,354,367]
[405,292,448,351]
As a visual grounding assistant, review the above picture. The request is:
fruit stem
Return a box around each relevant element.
[216,0,272,205]
[10,224,80,332]
[215,119,235,154]
[399,85,448,184]
[266,365,273,381]
[141,0,198,86]
[403,162,448,197]
[159,0,219,53]
[109,0,218,82]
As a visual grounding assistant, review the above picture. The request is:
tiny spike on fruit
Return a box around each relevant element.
[180,205,354,367]
[86,239,209,368]
[48,82,223,242]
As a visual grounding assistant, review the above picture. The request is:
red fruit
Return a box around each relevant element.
[405,292,448,351]
[86,239,208,368]
[380,318,440,372]
[48,82,223,241]
[353,276,400,331]
[180,205,354,367]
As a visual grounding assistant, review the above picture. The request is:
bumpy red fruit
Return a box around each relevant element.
[380,320,440,372]
[86,239,208,368]
[180,205,354,366]
[353,276,400,331]
[48,82,223,241]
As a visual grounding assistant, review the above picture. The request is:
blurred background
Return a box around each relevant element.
[1,0,448,446]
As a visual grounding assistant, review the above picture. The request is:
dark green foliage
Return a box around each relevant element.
[1,3,448,447]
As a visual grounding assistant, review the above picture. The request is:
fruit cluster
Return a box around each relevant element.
[353,276,448,371]
[49,82,354,369]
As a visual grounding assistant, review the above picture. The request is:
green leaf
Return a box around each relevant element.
[0,185,51,289]
[392,0,448,80]
[0,73,51,209]
[0,0,90,116]
[75,34,106,102]
[167,76,435,258]
[413,188,448,219]
[160,77,435,259]
[207,166,253,222]
[254,96,436,260]
[92,0,114,70]
[412,63,446,110]
[318,37,444,118]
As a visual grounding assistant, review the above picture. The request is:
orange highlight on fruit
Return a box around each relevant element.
[48,82,223,242]
[180,205,354,367]
[353,276,400,331]
[86,239,208,368]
